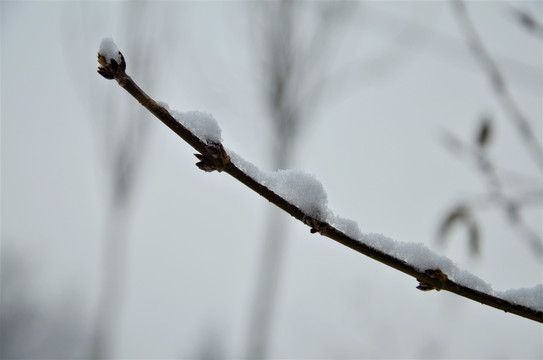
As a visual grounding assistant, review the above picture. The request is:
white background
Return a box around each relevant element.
[1,1,542,358]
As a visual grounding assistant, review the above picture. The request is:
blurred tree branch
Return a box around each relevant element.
[451,0,543,171]
[507,5,543,39]
[246,2,352,357]
[90,4,159,358]
[436,1,543,260]
[440,129,543,258]
[96,46,542,323]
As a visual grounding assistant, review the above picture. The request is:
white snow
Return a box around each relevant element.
[99,38,122,64]
[499,285,543,312]
[329,215,363,240]
[158,102,222,144]
[229,149,542,312]
[229,151,329,220]
[172,110,222,144]
[263,169,329,220]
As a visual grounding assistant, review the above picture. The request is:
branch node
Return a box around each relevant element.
[303,215,329,235]
[194,143,230,173]
[416,269,449,292]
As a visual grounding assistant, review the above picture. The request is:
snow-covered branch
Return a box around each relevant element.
[97,38,543,323]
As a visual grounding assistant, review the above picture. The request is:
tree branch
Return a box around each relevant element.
[451,0,543,171]
[442,131,543,257]
[97,44,543,323]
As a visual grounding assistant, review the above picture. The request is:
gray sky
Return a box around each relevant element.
[1,1,542,358]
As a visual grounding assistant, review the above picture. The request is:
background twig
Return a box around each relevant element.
[451,0,543,171]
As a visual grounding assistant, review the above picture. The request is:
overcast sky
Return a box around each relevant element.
[1,1,542,358]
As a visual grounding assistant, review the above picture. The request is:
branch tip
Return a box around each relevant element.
[97,51,126,80]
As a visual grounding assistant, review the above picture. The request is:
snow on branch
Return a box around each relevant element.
[97,38,543,323]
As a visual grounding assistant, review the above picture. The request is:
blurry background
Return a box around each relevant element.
[1,1,542,359]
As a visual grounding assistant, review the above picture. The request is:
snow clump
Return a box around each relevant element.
[158,102,222,144]
[99,38,122,64]
[499,284,543,312]
[229,151,329,220]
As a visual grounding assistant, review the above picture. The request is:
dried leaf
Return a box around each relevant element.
[512,8,541,33]
[438,205,481,257]
[476,116,493,148]
[506,203,519,224]
[438,205,469,244]
[468,220,480,255]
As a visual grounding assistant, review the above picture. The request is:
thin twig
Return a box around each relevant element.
[442,131,543,257]
[97,49,543,323]
[451,0,543,171]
